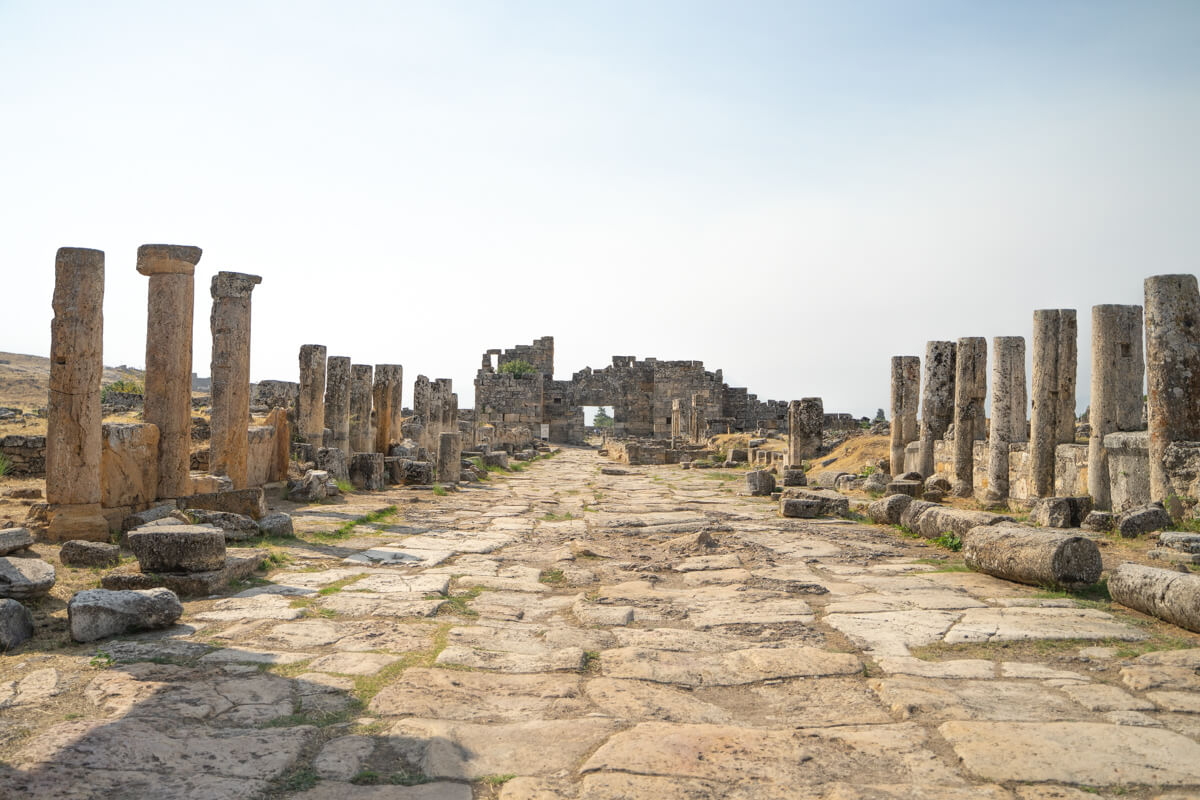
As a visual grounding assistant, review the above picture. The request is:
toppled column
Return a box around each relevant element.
[323,356,351,457]
[1145,275,1200,512]
[1109,562,1200,633]
[349,364,374,454]
[298,345,327,450]
[787,398,824,467]
[984,336,1027,503]
[208,271,262,489]
[917,341,956,478]
[137,245,202,499]
[963,524,1101,589]
[952,338,987,497]
[889,356,920,475]
[1088,306,1145,510]
[45,247,108,541]
[373,364,402,453]
[1030,309,1078,497]
[436,431,461,485]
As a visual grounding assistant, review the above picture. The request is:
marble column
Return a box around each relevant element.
[1029,309,1078,498]
[889,356,920,475]
[46,247,109,541]
[349,364,374,454]
[1088,305,1144,510]
[323,356,351,457]
[1145,275,1200,511]
[984,336,1027,504]
[918,341,956,478]
[298,345,327,450]
[137,244,202,499]
[209,271,261,489]
[952,337,987,497]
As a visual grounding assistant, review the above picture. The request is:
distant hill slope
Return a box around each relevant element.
[0,352,145,410]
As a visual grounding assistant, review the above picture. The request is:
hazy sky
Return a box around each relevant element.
[2,1,1197,416]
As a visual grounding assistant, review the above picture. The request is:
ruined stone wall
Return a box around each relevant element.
[493,336,554,376]
[1,435,46,477]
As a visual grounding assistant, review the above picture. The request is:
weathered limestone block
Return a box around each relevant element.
[862,470,889,493]
[1163,441,1200,518]
[396,460,434,486]
[787,398,823,466]
[100,546,265,597]
[246,424,280,488]
[0,528,34,556]
[1117,503,1172,538]
[137,244,202,500]
[257,513,293,538]
[0,557,56,599]
[1030,496,1093,529]
[918,341,956,478]
[1145,274,1200,513]
[349,453,385,491]
[437,432,461,484]
[373,364,403,454]
[177,488,267,520]
[316,447,349,482]
[984,336,1027,504]
[889,356,921,475]
[349,364,374,454]
[885,480,922,499]
[1110,563,1200,634]
[0,598,34,650]
[1088,305,1145,510]
[323,356,352,459]
[780,488,849,518]
[746,470,776,496]
[1105,431,1150,513]
[68,587,183,642]
[953,337,987,497]
[482,451,509,470]
[45,247,108,542]
[781,468,807,487]
[0,434,46,477]
[183,509,260,541]
[915,507,1012,540]
[100,423,159,510]
[120,503,184,532]
[1030,309,1078,498]
[1082,511,1116,533]
[867,493,914,525]
[208,271,261,489]
[963,524,1102,589]
[290,469,331,503]
[266,407,290,483]
[127,525,227,572]
[60,540,120,568]
[1053,443,1089,498]
[298,344,327,449]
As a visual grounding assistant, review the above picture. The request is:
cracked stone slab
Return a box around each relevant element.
[343,547,452,567]
[434,643,585,672]
[307,652,403,675]
[869,677,1087,721]
[944,607,1148,644]
[601,646,860,686]
[369,667,588,721]
[282,781,472,800]
[1059,682,1154,712]
[824,610,963,656]
[343,573,450,595]
[315,593,445,617]
[874,656,996,679]
[193,594,305,622]
[199,647,316,665]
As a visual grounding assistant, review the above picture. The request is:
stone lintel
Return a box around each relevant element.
[136,244,203,275]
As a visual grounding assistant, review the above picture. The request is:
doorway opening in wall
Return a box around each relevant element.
[584,406,614,443]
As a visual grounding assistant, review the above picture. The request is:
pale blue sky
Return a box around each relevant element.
[2,1,1197,416]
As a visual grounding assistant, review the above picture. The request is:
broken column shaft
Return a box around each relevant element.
[889,356,920,475]
[1029,309,1078,497]
[323,356,351,457]
[1087,305,1144,511]
[984,336,1027,503]
[787,398,823,467]
[1145,274,1200,511]
[952,337,987,497]
[349,364,374,454]
[917,341,956,478]
[208,271,262,489]
[298,345,327,450]
[373,364,403,453]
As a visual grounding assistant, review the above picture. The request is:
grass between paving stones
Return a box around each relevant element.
[539,568,565,585]
[351,623,452,704]
[287,597,339,619]
[312,505,400,541]
[316,574,369,595]
[431,585,484,617]
[911,631,1198,663]
[432,485,448,496]
[540,511,575,522]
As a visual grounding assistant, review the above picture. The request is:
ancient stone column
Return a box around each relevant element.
[323,356,351,457]
[787,398,824,466]
[388,365,403,449]
[1088,305,1144,510]
[373,364,403,453]
[952,338,987,497]
[298,345,327,450]
[413,374,432,447]
[889,356,920,475]
[349,364,374,454]
[45,247,109,541]
[1145,275,1200,511]
[1029,309,1078,497]
[136,245,202,500]
[917,341,956,478]
[984,336,1027,503]
[208,271,261,489]
[437,431,461,485]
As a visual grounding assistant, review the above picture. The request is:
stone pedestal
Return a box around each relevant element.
[918,341,956,478]
[137,244,202,500]
[349,364,374,454]
[298,345,327,450]
[1145,275,1200,512]
[208,271,261,489]
[324,356,352,458]
[1088,305,1144,510]
[787,398,823,466]
[46,247,109,542]
[952,338,987,497]
[373,364,404,454]
[1030,309,1078,497]
[437,431,461,485]
[889,356,920,476]
[984,336,1027,504]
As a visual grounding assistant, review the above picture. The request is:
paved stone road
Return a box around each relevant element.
[4,446,1200,799]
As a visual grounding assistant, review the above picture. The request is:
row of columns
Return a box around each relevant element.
[46,245,261,540]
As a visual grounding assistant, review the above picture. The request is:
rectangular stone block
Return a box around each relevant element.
[101,423,159,510]
[177,488,267,520]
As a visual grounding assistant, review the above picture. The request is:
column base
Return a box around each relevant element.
[44,503,110,543]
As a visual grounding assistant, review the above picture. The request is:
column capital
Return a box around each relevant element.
[137,244,202,276]
[211,271,262,298]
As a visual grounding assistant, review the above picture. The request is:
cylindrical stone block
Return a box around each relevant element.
[1145,275,1200,510]
[349,364,374,454]
[787,397,824,467]
[437,431,461,485]
[952,337,987,497]
[208,271,262,489]
[137,244,202,499]
[1030,309,1078,498]
[1109,562,1200,634]
[46,247,109,541]
[889,356,920,476]
[298,345,327,450]
[984,336,1026,503]
[1088,305,1145,511]
[324,356,352,457]
[963,524,1102,590]
[917,341,956,478]
[373,364,403,453]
